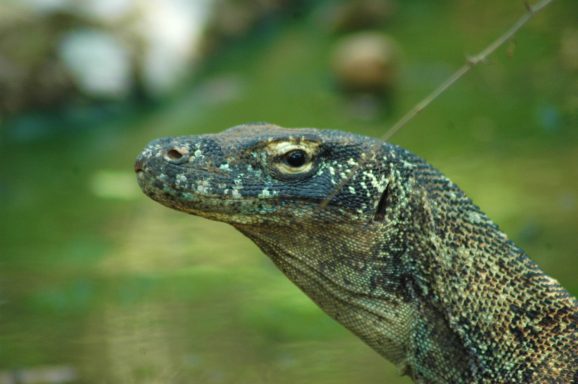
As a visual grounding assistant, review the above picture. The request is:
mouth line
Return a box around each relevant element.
[138,172,322,205]
[135,162,335,208]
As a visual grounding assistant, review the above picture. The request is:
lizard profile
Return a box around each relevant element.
[135,122,578,383]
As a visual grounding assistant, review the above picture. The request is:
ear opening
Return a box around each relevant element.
[373,183,390,222]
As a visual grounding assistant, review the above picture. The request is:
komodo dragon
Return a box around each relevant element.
[135,122,578,383]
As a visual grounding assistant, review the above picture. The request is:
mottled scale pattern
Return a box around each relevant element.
[135,123,578,383]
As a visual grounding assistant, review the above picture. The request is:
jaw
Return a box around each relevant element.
[136,169,262,225]
[138,178,315,226]
[144,189,270,225]
[138,170,361,226]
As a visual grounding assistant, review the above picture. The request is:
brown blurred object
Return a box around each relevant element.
[331,32,400,95]
[207,0,260,41]
[323,0,397,34]
[0,6,78,115]
[331,32,401,120]
[203,0,308,53]
[560,28,578,72]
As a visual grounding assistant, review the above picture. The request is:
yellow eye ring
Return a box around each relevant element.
[265,141,318,176]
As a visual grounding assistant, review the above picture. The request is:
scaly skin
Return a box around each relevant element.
[135,123,578,383]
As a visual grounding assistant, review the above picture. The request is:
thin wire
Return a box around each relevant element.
[382,0,555,142]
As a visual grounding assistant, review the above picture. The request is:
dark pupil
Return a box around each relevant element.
[285,150,307,167]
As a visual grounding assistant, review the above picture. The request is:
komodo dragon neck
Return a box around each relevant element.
[135,122,578,383]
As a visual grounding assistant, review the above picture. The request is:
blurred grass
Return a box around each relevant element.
[0,1,577,383]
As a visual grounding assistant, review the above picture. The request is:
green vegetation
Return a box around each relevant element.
[0,1,576,382]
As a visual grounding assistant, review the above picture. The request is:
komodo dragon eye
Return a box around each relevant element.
[284,149,308,167]
[266,141,318,176]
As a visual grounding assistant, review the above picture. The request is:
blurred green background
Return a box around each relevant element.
[0,0,577,383]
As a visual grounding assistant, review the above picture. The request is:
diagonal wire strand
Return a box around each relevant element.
[382,0,555,142]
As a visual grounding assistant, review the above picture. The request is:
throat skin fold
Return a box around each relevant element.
[135,123,578,384]
[237,223,416,368]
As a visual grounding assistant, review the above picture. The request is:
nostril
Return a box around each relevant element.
[134,158,144,173]
[167,149,183,160]
[165,148,188,162]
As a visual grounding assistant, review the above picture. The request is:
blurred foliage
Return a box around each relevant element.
[0,0,577,383]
